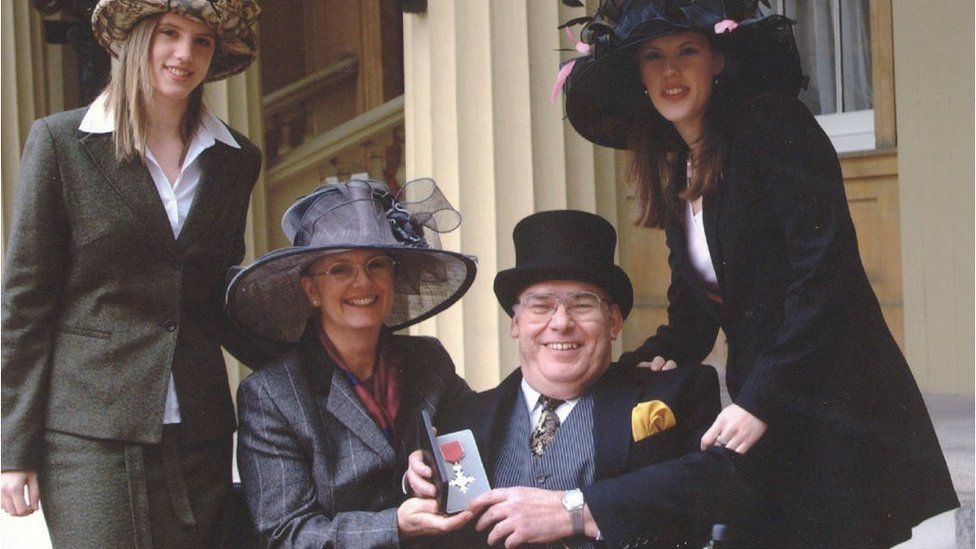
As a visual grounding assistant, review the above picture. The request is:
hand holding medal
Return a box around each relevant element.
[415,411,491,515]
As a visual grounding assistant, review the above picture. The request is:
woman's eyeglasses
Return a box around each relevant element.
[516,291,609,322]
[308,256,396,282]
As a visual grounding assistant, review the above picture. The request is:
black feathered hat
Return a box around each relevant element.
[561,0,804,149]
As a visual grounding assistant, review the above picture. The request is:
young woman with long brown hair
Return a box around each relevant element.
[561,1,957,546]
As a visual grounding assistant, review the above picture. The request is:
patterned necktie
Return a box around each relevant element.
[530,396,564,457]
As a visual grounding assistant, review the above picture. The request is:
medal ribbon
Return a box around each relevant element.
[440,440,464,463]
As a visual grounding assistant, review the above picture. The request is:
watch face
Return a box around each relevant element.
[563,489,584,509]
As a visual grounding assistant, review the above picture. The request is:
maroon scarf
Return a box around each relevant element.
[318,328,402,443]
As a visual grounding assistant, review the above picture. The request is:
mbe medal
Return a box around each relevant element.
[422,420,490,514]
[440,440,476,494]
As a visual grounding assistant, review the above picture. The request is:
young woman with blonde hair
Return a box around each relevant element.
[1,1,263,546]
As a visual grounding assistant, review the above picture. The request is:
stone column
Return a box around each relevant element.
[1,2,49,253]
[892,0,975,395]
[403,0,619,390]
[206,65,269,391]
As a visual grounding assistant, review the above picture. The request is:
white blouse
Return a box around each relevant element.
[684,199,720,291]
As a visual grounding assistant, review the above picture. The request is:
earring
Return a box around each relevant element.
[311,299,320,306]
[713,76,719,85]
[643,89,649,95]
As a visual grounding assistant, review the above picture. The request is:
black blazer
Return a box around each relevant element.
[2,106,263,470]
[436,364,744,549]
[618,94,957,544]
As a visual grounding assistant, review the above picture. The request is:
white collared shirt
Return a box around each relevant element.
[685,200,719,290]
[521,377,580,428]
[79,93,240,424]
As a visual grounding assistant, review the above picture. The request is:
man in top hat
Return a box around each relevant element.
[409,210,745,548]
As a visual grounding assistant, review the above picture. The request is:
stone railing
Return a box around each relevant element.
[262,56,359,164]
[263,95,405,249]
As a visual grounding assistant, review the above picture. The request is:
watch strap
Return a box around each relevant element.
[570,505,584,536]
[563,489,585,536]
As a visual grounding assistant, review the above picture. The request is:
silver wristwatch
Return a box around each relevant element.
[561,488,585,536]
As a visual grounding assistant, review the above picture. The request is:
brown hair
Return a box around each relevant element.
[104,14,206,164]
[628,103,728,228]
[627,39,729,229]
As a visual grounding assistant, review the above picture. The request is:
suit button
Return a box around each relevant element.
[163,320,178,332]
[744,310,755,319]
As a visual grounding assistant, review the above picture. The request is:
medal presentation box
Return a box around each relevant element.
[420,410,491,514]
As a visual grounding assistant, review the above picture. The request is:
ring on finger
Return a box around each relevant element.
[715,436,729,448]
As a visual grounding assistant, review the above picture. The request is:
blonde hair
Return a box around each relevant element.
[104,14,205,163]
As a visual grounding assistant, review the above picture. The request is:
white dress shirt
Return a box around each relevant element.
[79,93,240,424]
[685,200,720,291]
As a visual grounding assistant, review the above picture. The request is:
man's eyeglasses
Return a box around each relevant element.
[516,291,609,322]
[308,255,396,282]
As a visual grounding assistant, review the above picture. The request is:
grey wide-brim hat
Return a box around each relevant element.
[92,0,261,82]
[226,178,478,344]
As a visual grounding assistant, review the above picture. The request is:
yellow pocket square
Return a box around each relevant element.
[631,400,676,442]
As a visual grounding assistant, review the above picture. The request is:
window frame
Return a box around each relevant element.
[768,0,892,152]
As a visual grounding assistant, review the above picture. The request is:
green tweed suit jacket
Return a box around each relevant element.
[1,106,262,470]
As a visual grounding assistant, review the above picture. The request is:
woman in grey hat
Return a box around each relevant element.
[230,178,478,548]
[1,0,263,546]
[559,0,956,546]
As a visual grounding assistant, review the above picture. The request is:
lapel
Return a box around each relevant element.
[392,338,435,459]
[79,133,177,254]
[681,149,727,289]
[668,157,725,322]
[472,369,524,470]
[299,332,397,464]
[591,366,641,481]
[176,142,240,249]
[325,370,397,463]
[668,179,715,309]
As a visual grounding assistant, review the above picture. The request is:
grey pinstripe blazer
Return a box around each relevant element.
[237,330,472,548]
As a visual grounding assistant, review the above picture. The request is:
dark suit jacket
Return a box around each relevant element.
[436,364,743,549]
[236,331,473,549]
[617,94,958,545]
[1,106,262,470]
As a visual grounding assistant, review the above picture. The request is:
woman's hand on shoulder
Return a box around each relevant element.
[397,496,474,539]
[700,404,767,454]
[636,356,678,372]
[0,470,40,517]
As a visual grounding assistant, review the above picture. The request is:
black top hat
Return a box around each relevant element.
[494,210,634,319]
[226,178,477,343]
[562,0,804,149]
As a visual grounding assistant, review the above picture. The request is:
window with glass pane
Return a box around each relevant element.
[766,0,875,151]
